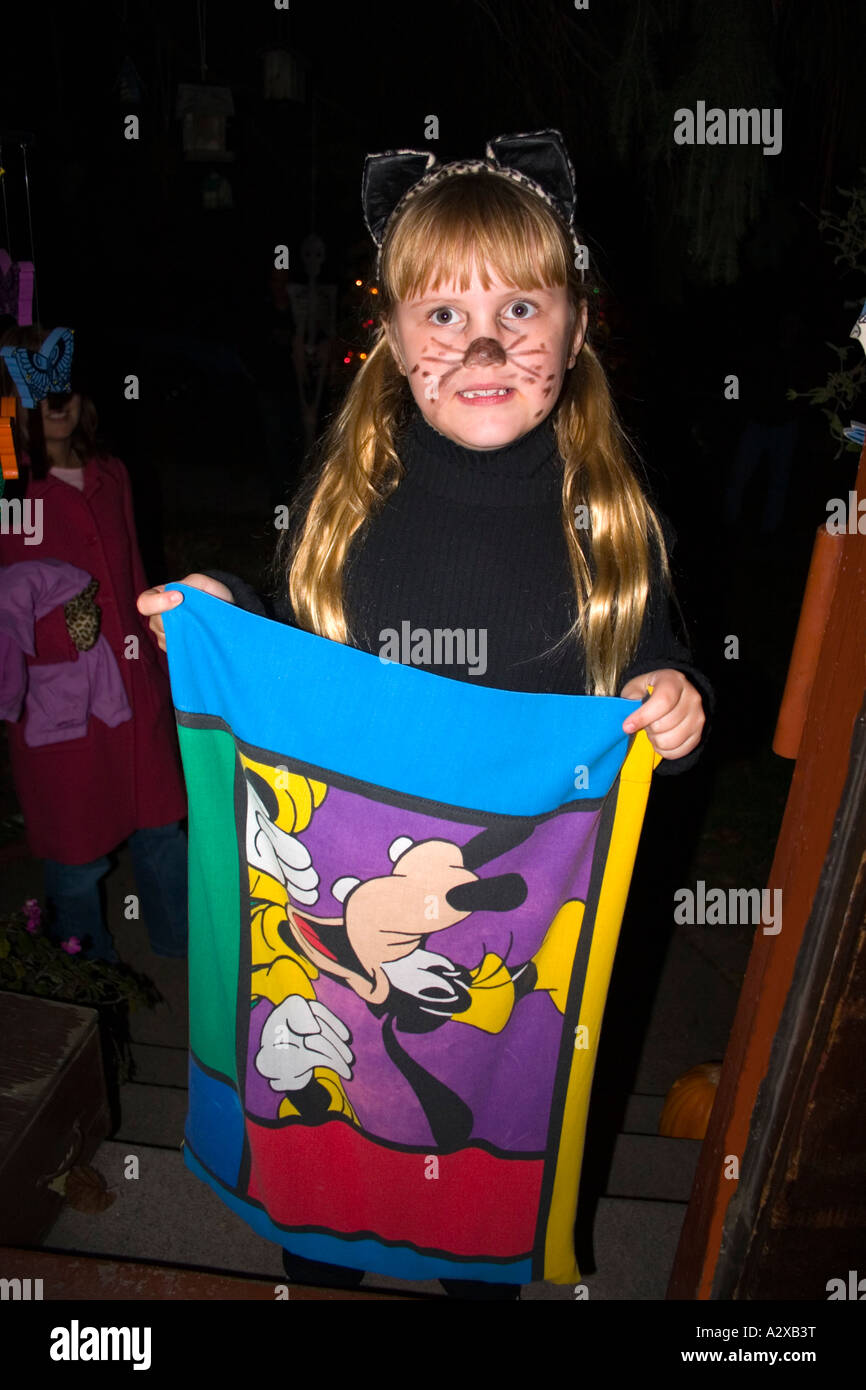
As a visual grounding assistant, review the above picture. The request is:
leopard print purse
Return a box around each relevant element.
[64,577,101,652]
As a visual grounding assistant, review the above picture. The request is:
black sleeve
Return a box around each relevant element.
[198,569,295,625]
[200,504,307,626]
[619,511,715,776]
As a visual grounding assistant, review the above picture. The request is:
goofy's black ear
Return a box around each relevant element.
[362,149,438,246]
[460,818,537,871]
[486,129,577,228]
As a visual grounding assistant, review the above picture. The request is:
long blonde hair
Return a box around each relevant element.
[274,171,671,696]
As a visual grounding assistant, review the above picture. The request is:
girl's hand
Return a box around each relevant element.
[136,573,235,653]
[619,669,705,761]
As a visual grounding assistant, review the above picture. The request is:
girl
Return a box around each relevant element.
[1,326,188,962]
[139,130,712,1294]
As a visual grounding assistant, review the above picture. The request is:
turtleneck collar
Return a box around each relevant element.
[397,405,561,507]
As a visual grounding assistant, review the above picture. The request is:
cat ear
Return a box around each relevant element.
[362,150,439,247]
[486,129,577,229]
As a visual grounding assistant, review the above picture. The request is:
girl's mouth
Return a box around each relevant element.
[457,388,515,406]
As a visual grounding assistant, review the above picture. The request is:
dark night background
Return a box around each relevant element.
[1,0,864,1284]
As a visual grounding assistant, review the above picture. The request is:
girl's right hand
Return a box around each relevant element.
[136,573,235,652]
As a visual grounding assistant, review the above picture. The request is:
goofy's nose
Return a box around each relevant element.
[462,337,507,368]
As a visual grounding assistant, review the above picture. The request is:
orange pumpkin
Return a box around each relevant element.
[659,1062,722,1139]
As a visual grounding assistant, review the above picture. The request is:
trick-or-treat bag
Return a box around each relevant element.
[163,583,661,1285]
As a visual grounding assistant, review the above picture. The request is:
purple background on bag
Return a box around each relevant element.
[244,779,603,1152]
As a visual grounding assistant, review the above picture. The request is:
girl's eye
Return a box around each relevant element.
[504,301,537,320]
[429,307,460,326]
[427,300,537,325]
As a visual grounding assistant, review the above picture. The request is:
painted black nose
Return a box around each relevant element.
[462,337,507,367]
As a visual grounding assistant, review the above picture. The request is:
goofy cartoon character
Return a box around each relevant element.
[243,754,585,1147]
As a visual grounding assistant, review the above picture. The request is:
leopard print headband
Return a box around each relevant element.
[361,128,586,285]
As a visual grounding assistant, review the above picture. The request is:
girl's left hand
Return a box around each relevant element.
[619,669,706,761]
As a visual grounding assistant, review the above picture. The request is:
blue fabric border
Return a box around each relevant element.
[186,1054,246,1190]
[163,583,640,816]
[182,1145,533,1285]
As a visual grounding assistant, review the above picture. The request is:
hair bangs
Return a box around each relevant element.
[380,172,571,306]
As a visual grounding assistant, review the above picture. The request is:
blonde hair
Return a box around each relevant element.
[274,171,671,696]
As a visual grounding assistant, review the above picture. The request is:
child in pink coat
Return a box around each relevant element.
[0,327,188,960]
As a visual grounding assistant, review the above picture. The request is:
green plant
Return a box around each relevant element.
[819,176,866,275]
[0,899,163,1082]
[788,172,866,455]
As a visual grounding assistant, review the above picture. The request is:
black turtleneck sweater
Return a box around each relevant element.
[205,407,714,775]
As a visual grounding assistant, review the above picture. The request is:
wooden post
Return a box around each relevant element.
[668,443,866,1299]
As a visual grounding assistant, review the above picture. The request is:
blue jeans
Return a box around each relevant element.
[44,822,188,962]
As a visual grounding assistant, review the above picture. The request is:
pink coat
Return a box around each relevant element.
[0,455,187,862]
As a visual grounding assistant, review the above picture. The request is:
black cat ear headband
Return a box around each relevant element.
[361,128,585,284]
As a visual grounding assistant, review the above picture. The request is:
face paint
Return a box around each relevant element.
[389,271,587,452]
[462,337,507,368]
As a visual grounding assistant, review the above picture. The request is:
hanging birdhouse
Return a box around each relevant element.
[176,84,235,161]
[262,49,306,102]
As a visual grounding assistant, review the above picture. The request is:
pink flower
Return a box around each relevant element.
[60,937,82,954]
